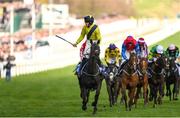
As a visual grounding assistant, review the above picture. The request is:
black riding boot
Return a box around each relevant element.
[78,58,88,76]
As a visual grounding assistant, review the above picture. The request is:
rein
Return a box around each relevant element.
[122,63,138,77]
[122,69,138,76]
[81,61,100,77]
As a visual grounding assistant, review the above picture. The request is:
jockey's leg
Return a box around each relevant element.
[75,62,81,75]
[77,58,88,75]
[97,58,106,75]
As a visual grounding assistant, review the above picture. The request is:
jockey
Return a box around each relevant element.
[137,37,148,58]
[120,36,142,76]
[105,43,121,67]
[72,15,102,75]
[148,45,165,78]
[148,45,165,63]
[166,44,180,77]
[121,35,140,63]
[166,44,179,59]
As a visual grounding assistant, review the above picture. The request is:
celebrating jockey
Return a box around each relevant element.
[121,35,140,63]
[72,15,102,75]
[148,45,165,63]
[105,43,121,67]
[137,37,148,58]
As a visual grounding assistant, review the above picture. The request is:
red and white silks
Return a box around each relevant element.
[80,40,91,61]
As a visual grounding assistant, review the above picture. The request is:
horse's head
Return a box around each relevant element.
[107,64,118,82]
[128,52,138,70]
[139,57,148,74]
[154,55,166,68]
[90,42,100,58]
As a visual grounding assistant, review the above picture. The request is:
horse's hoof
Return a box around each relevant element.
[166,93,169,96]
[174,98,178,100]
[144,103,148,107]
[135,105,137,108]
[82,105,87,111]
[92,102,96,106]
[93,108,97,115]
[149,97,153,101]
[120,99,124,104]
[110,104,112,107]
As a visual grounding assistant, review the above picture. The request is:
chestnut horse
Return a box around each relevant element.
[119,52,139,111]
[134,57,149,107]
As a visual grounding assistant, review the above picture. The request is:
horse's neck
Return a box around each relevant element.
[108,64,116,72]
[124,62,135,73]
[87,57,98,73]
[153,63,163,73]
[140,59,147,69]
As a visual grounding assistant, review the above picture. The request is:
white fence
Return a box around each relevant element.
[1,19,180,78]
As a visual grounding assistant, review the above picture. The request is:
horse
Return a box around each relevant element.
[118,52,139,111]
[77,42,103,114]
[104,62,119,107]
[165,57,179,101]
[134,57,149,107]
[148,56,166,107]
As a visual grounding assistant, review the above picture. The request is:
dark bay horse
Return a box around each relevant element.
[77,42,103,114]
[148,56,166,107]
[165,57,179,101]
[134,57,149,107]
[119,52,139,111]
[105,63,119,107]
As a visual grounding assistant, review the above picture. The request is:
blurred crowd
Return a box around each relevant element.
[0,1,126,61]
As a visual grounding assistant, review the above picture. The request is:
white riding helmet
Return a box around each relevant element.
[156,45,164,54]
[168,44,176,50]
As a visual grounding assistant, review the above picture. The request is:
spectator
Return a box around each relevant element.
[3,59,15,81]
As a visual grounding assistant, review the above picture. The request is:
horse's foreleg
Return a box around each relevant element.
[149,84,153,101]
[81,88,88,111]
[166,81,169,96]
[134,86,141,108]
[92,81,102,114]
[173,80,178,100]
[128,88,136,111]
[114,80,120,105]
[121,85,127,111]
[153,86,157,108]
[169,84,172,101]
[143,76,148,106]
[87,90,90,103]
[106,80,113,107]
[158,83,164,104]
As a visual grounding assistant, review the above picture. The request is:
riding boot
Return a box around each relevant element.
[74,62,81,75]
[78,58,88,76]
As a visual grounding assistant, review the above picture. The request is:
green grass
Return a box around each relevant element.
[0,32,180,116]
